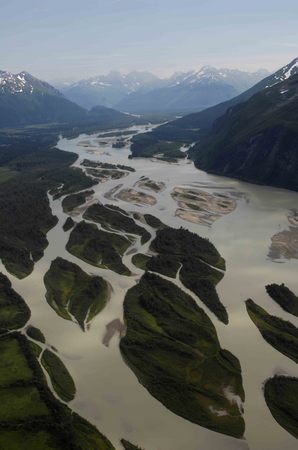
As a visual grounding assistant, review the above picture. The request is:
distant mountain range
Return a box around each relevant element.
[0,70,143,129]
[150,58,298,142]
[59,71,165,110]
[59,67,268,113]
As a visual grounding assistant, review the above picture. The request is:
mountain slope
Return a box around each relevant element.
[0,70,145,129]
[151,58,298,142]
[192,74,298,191]
[61,71,164,109]
[116,66,266,114]
[0,70,87,127]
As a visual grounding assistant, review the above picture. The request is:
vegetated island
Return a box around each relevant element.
[134,176,166,193]
[41,349,76,402]
[0,132,99,278]
[266,283,298,317]
[62,189,94,213]
[83,203,151,244]
[81,159,135,183]
[26,325,46,343]
[132,226,228,324]
[120,273,245,438]
[246,299,298,363]
[121,439,145,450]
[63,216,75,232]
[66,221,131,275]
[130,133,185,162]
[0,271,116,449]
[264,376,298,439]
[44,257,110,331]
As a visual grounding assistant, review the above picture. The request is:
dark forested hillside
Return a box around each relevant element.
[192,75,298,191]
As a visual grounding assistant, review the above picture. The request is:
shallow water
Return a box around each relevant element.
[3,124,297,450]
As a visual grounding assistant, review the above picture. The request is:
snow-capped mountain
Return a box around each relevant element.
[60,71,164,109]
[116,67,268,114]
[264,57,298,86]
[147,57,298,143]
[0,70,62,97]
[0,69,87,127]
[61,66,268,112]
[0,69,146,129]
[168,66,268,91]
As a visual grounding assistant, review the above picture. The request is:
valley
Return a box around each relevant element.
[0,123,297,450]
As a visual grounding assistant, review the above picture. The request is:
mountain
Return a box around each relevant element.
[61,71,164,109]
[116,67,268,114]
[0,70,87,127]
[0,70,145,129]
[151,58,298,142]
[192,74,298,191]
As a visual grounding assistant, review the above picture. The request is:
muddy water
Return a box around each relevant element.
[3,125,297,450]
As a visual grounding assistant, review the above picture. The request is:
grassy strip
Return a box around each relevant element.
[44,257,109,330]
[121,273,245,438]
[246,299,298,363]
[264,376,298,439]
[41,349,76,402]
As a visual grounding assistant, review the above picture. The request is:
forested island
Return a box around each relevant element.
[246,299,298,363]
[132,227,228,323]
[266,283,298,317]
[120,273,245,438]
[44,257,110,330]
[264,376,298,439]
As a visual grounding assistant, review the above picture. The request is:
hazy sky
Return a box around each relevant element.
[1,0,298,81]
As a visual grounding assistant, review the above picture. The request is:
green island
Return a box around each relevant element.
[63,216,75,232]
[246,299,298,363]
[0,271,116,449]
[132,226,228,324]
[98,130,138,138]
[130,133,184,161]
[112,139,126,148]
[44,257,110,330]
[66,221,131,275]
[0,273,31,330]
[120,273,245,438]
[266,283,298,317]
[132,253,180,278]
[83,203,151,244]
[264,376,298,439]
[41,349,76,402]
[49,167,97,200]
[121,439,144,450]
[62,189,95,213]
[26,325,46,343]
[143,213,166,229]
[81,159,135,172]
